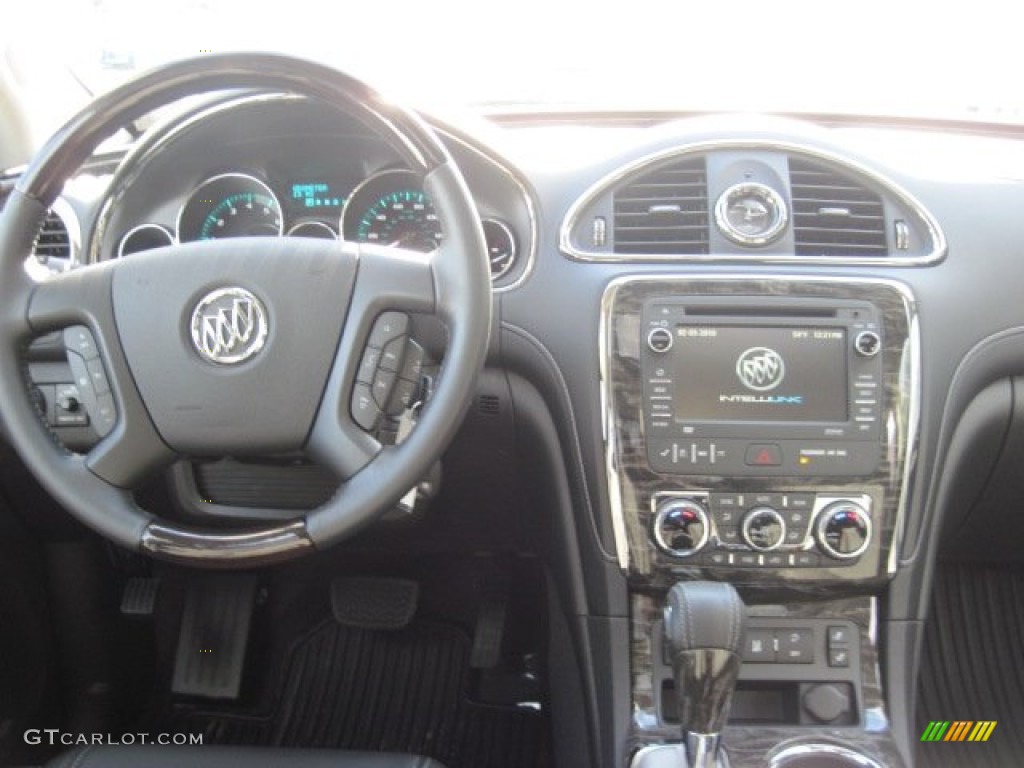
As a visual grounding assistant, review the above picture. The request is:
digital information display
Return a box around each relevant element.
[672,326,849,423]
[290,182,345,210]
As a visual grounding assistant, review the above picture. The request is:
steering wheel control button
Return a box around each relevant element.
[64,326,99,360]
[379,337,407,372]
[387,377,419,417]
[368,312,409,348]
[371,368,397,409]
[816,501,872,560]
[85,359,111,396]
[93,394,117,437]
[399,341,425,383]
[190,287,269,365]
[647,327,674,353]
[854,330,882,357]
[356,346,382,384]
[351,383,382,432]
[652,497,710,557]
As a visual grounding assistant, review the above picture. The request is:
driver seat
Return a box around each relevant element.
[46,746,446,768]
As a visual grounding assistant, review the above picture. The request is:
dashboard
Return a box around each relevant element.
[10,88,1024,768]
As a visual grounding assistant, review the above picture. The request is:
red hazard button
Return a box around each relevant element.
[745,443,783,467]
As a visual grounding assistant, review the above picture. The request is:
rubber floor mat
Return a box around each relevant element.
[916,565,1024,768]
[170,620,549,768]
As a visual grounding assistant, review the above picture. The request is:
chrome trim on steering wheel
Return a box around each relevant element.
[141,520,314,565]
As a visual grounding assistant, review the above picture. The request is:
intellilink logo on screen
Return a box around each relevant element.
[721,348,803,405]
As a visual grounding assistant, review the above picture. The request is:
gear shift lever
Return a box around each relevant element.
[664,581,746,768]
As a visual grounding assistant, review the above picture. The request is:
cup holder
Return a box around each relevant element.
[770,744,883,768]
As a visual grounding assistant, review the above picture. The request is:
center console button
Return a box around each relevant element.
[742,506,786,551]
[652,498,710,558]
[744,443,782,467]
[647,327,674,353]
[816,501,872,559]
[778,628,814,663]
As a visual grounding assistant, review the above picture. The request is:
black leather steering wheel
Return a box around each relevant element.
[0,54,491,566]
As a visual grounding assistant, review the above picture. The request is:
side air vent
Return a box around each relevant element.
[32,208,72,263]
[789,157,888,257]
[613,156,709,254]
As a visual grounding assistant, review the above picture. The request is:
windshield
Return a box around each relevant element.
[3,0,1023,148]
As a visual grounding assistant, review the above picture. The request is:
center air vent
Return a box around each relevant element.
[613,156,709,255]
[789,157,888,257]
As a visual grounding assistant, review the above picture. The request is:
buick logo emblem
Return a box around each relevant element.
[736,347,785,391]
[190,287,268,365]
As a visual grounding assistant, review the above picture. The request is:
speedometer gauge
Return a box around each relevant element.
[177,173,283,242]
[341,169,441,252]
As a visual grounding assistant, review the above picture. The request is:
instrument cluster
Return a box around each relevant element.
[116,166,519,281]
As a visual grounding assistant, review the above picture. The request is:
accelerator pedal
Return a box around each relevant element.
[330,577,419,630]
[171,573,258,700]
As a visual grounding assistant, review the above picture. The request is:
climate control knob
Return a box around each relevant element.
[653,498,710,558]
[742,506,786,551]
[816,501,872,559]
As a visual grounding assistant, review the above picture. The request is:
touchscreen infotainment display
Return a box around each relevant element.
[671,326,848,423]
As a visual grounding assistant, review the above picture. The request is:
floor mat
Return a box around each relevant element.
[169,620,549,768]
[916,564,1024,768]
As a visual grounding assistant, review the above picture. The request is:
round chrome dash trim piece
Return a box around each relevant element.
[141,520,314,565]
[560,137,947,266]
[769,743,883,768]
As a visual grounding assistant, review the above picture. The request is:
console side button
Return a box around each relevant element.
[743,629,776,662]
[744,443,782,467]
[828,648,851,668]
[828,626,853,646]
[778,628,815,663]
[367,312,409,348]
[350,383,382,432]
[792,552,820,568]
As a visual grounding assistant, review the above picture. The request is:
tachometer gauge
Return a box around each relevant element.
[177,173,283,242]
[341,169,441,252]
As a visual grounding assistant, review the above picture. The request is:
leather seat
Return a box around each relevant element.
[46,746,447,768]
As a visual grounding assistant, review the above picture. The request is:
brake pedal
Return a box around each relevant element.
[330,577,419,630]
[171,573,258,700]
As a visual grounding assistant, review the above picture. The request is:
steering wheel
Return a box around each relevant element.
[0,54,491,567]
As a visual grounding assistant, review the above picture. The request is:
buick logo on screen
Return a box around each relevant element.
[736,347,786,391]
[190,287,268,365]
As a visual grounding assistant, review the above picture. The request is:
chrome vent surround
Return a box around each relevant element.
[612,156,709,254]
[32,208,72,263]
[789,156,888,257]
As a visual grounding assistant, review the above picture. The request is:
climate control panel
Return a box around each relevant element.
[651,491,872,568]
